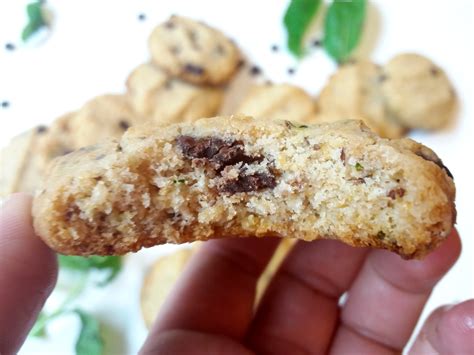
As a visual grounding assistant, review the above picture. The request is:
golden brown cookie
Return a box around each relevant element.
[148,16,241,85]
[318,61,406,138]
[126,63,223,125]
[32,116,455,258]
[236,84,317,123]
[381,53,456,130]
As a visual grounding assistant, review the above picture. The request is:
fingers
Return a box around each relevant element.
[408,300,474,354]
[246,239,368,354]
[0,193,58,353]
[140,330,252,355]
[331,230,461,353]
[141,236,279,352]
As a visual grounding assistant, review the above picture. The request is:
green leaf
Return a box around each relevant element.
[58,255,122,286]
[74,310,103,355]
[283,0,322,57]
[323,0,366,63]
[22,1,48,42]
[355,162,364,171]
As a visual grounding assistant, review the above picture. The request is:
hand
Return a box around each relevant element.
[0,194,472,354]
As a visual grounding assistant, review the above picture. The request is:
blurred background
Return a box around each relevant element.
[0,0,473,354]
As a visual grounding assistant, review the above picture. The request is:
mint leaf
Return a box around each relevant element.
[22,1,48,42]
[74,310,103,355]
[58,255,122,286]
[323,0,366,63]
[283,0,322,57]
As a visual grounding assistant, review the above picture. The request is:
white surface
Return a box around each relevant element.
[0,0,473,354]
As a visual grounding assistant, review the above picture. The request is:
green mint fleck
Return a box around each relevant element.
[323,0,366,63]
[22,1,48,42]
[73,310,104,355]
[58,255,122,286]
[355,162,364,171]
[173,179,186,184]
[298,124,309,128]
[283,0,322,57]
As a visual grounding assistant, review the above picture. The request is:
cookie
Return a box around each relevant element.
[141,247,196,328]
[236,84,317,123]
[381,53,456,130]
[148,16,241,85]
[140,239,294,329]
[126,63,224,125]
[69,94,144,148]
[32,116,455,258]
[318,61,406,139]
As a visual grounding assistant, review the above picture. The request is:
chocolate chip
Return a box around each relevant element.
[119,120,130,131]
[271,44,279,52]
[36,125,48,134]
[287,67,296,75]
[184,63,205,76]
[312,39,321,47]
[138,13,146,21]
[1,101,10,108]
[217,172,276,194]
[378,74,388,83]
[340,148,346,165]
[5,43,15,51]
[250,65,261,76]
[430,67,439,76]
[387,187,405,199]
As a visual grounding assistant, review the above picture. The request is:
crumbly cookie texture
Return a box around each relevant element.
[148,16,241,85]
[126,63,224,125]
[318,61,406,139]
[33,116,455,258]
[381,53,456,130]
[237,84,317,123]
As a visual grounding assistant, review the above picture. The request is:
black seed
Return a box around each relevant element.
[1,101,10,108]
[250,65,261,76]
[5,43,15,51]
[287,67,296,75]
[312,39,321,47]
[138,13,146,21]
[271,44,279,52]
[184,63,205,75]
[36,125,48,134]
[119,120,130,130]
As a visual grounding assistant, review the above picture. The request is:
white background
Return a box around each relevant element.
[0,0,473,354]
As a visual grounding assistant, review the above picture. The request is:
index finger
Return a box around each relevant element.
[0,193,58,353]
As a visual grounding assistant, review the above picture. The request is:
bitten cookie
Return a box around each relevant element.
[32,116,455,259]
[318,61,406,138]
[126,63,224,125]
[148,16,241,85]
[236,84,317,123]
[381,53,456,130]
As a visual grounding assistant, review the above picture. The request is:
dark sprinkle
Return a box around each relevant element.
[287,67,296,75]
[271,44,279,52]
[430,67,439,76]
[250,65,261,76]
[312,39,321,47]
[378,74,388,83]
[218,172,277,194]
[119,120,130,130]
[184,63,205,75]
[36,125,48,134]
[1,101,10,108]
[5,43,15,51]
[138,13,146,21]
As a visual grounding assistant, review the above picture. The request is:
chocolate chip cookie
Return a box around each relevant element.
[33,116,455,259]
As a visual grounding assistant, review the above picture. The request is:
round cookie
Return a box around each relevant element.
[236,84,317,123]
[148,16,241,85]
[126,63,224,125]
[318,61,406,139]
[69,94,144,148]
[381,53,456,130]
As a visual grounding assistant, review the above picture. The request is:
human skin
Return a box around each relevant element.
[1,193,472,354]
